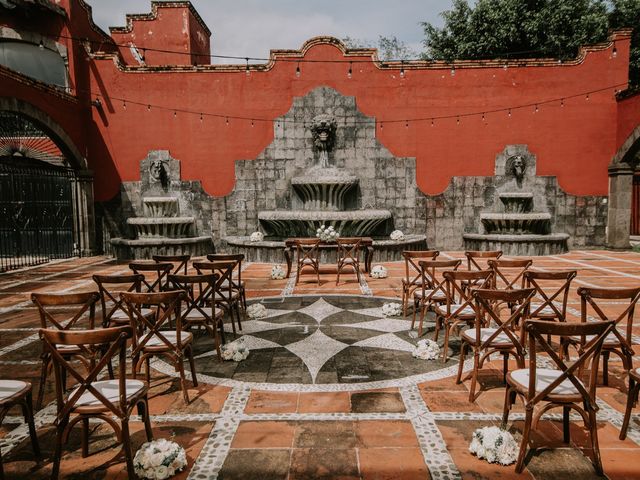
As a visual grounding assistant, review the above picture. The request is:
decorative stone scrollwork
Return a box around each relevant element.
[149,159,168,186]
[507,154,527,187]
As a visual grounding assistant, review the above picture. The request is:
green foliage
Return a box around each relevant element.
[422,0,638,85]
[342,35,418,61]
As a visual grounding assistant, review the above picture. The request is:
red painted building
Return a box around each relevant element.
[0,0,639,261]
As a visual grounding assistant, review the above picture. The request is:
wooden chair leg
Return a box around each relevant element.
[51,415,69,480]
[442,322,451,363]
[177,359,190,404]
[562,406,571,443]
[138,398,154,442]
[620,378,638,440]
[468,350,480,403]
[418,303,427,337]
[36,358,49,410]
[455,342,467,384]
[188,346,198,387]
[81,417,90,457]
[502,387,516,428]
[336,265,341,286]
[22,391,40,457]
[588,407,604,475]
[121,419,137,480]
[515,409,533,473]
[602,351,610,386]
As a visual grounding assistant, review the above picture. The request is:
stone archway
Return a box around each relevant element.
[607,124,640,249]
[0,98,96,260]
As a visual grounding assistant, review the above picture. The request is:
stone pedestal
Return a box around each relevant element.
[606,164,634,249]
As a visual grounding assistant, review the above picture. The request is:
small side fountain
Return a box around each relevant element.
[110,155,213,260]
[463,149,569,255]
[257,114,392,237]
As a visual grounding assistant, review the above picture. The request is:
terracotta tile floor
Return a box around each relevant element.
[0,250,639,479]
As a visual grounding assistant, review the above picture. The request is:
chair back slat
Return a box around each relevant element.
[442,269,494,317]
[129,262,174,293]
[465,250,503,271]
[402,250,439,287]
[488,258,533,290]
[207,254,244,289]
[524,269,577,321]
[153,254,190,275]
[93,274,144,327]
[337,238,362,262]
[417,259,461,304]
[31,292,99,331]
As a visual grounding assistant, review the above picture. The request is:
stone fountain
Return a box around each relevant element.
[221,87,427,262]
[258,114,392,237]
[463,147,569,255]
[110,152,213,260]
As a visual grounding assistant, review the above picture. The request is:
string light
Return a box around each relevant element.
[482,113,486,122]
[534,104,539,113]
[245,57,250,76]
[561,98,564,107]
[456,116,460,125]
[200,113,203,122]
[174,111,177,118]
[147,104,151,111]
[380,121,384,130]
[225,117,229,126]
[612,41,617,58]
[348,62,353,79]
[586,93,590,101]
[295,62,301,78]
[503,63,508,70]
[251,119,254,127]
[508,108,512,117]
[122,100,126,110]
[450,65,455,76]
[400,61,405,78]
[405,120,408,128]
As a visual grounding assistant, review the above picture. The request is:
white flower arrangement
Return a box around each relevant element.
[370,265,388,279]
[381,302,402,317]
[134,438,187,479]
[270,264,286,280]
[316,224,340,242]
[221,337,250,362]
[249,231,264,242]
[246,303,267,320]
[469,426,519,465]
[390,230,405,241]
[412,339,440,360]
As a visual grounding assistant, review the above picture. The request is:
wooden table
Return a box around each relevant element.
[283,237,374,278]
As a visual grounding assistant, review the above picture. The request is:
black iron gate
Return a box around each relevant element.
[0,157,79,272]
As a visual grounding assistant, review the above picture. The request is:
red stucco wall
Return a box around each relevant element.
[617,92,640,150]
[1,1,637,204]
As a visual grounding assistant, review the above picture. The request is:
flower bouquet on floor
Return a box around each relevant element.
[271,264,286,280]
[469,426,518,465]
[381,302,402,317]
[221,337,250,362]
[134,438,187,479]
[246,303,267,319]
[412,339,440,360]
[316,224,340,242]
[370,265,388,279]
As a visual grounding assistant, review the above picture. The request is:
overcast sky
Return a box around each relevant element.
[87,0,454,63]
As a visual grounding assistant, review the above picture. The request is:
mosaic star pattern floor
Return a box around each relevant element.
[0,251,639,479]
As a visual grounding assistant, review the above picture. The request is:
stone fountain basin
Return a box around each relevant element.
[481,212,551,235]
[498,192,534,199]
[127,217,195,225]
[258,209,392,237]
[480,213,550,221]
[127,217,195,239]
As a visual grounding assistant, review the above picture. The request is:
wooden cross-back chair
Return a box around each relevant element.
[503,319,615,474]
[121,290,197,404]
[153,254,191,275]
[488,258,533,290]
[435,269,494,362]
[92,274,152,328]
[620,367,640,440]
[569,286,640,387]
[128,261,174,293]
[465,250,503,271]
[169,273,224,360]
[401,250,440,316]
[41,326,152,480]
[524,269,577,323]
[294,238,321,285]
[0,380,40,479]
[457,288,535,402]
[193,260,243,334]
[336,237,362,285]
[31,291,99,410]
[412,259,461,337]
[207,253,247,310]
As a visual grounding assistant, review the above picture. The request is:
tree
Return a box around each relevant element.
[342,35,418,61]
[422,0,611,61]
[609,0,640,87]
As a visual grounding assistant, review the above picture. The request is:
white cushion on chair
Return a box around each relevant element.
[569,331,623,346]
[510,368,585,396]
[145,331,193,347]
[110,307,153,320]
[461,327,514,345]
[435,304,475,317]
[0,380,29,400]
[69,379,145,407]
[414,289,446,301]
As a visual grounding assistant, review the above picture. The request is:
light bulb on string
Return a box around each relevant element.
[612,41,617,58]
[456,116,460,125]
[450,65,456,76]
[225,117,229,126]
[482,113,486,122]
[503,63,508,70]
[147,104,151,112]
[405,120,408,128]
[173,111,177,118]
[561,98,565,107]
[534,104,539,113]
[380,121,384,130]
[251,119,254,127]
[200,113,203,122]
[39,40,44,50]
[245,57,250,76]
[400,61,405,78]
[295,62,301,78]
[508,108,512,118]
[586,93,590,101]
[122,100,126,110]
[348,62,353,79]
[431,118,434,127]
